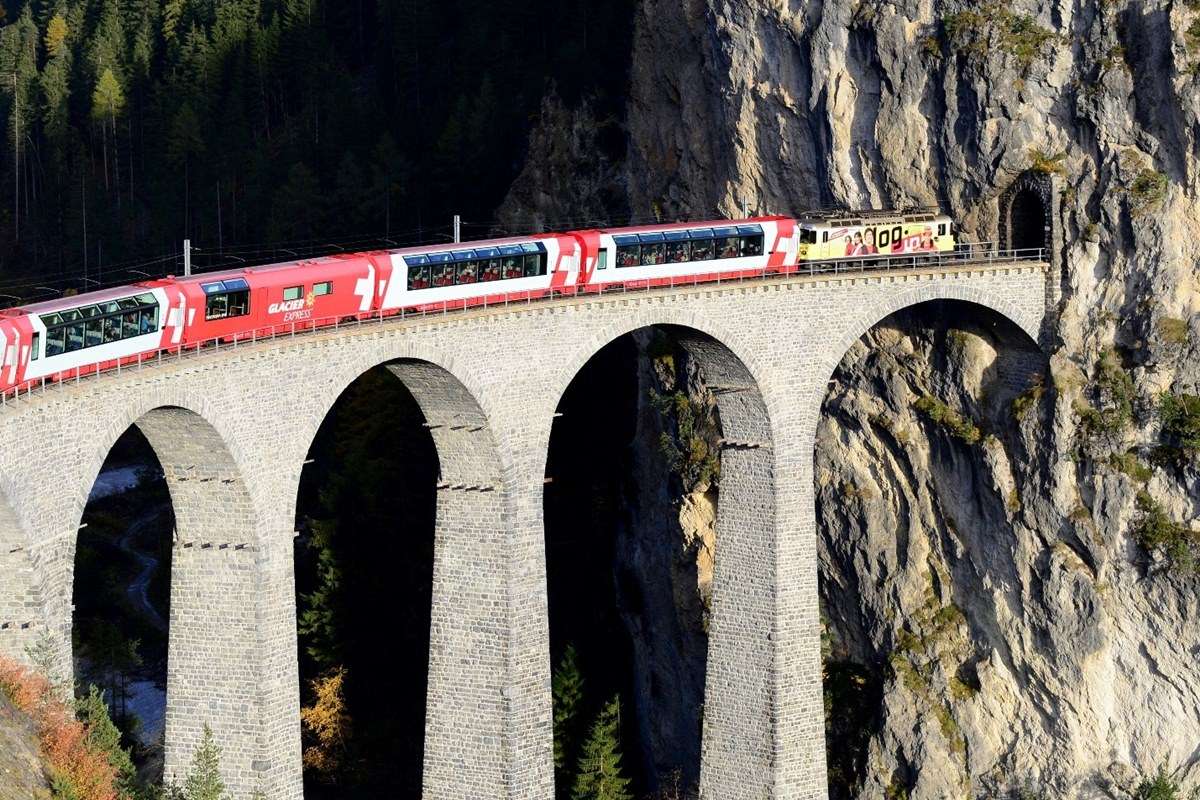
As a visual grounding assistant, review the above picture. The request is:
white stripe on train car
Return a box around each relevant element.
[354,262,375,312]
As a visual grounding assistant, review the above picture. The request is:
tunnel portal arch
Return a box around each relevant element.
[998,170,1059,260]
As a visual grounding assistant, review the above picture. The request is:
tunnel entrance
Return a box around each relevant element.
[1009,188,1046,254]
[998,171,1056,258]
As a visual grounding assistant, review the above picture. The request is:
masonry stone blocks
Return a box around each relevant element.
[0,263,1048,799]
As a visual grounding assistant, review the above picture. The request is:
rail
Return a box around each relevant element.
[0,243,1045,408]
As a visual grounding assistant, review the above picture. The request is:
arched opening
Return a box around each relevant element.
[293,365,438,798]
[74,427,173,783]
[72,405,259,790]
[815,300,1046,799]
[545,324,774,799]
[1009,187,1047,254]
[295,358,505,798]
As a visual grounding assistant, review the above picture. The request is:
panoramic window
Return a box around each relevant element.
[40,293,162,355]
[203,280,250,321]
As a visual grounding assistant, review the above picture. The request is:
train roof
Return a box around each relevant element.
[795,207,948,225]
[16,283,168,315]
[585,216,787,236]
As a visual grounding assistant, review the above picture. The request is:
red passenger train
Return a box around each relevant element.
[0,210,956,395]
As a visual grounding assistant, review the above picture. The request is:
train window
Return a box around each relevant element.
[284,286,303,302]
[227,290,249,317]
[140,307,159,334]
[66,323,85,353]
[713,227,740,259]
[523,254,545,277]
[408,265,429,290]
[85,319,103,347]
[690,235,715,261]
[431,264,453,287]
[597,249,608,270]
[938,223,947,237]
[30,333,39,361]
[799,229,818,244]
[122,312,140,339]
[314,281,333,296]
[103,317,121,343]
[46,327,65,357]
[502,258,522,280]
[665,239,689,262]
[740,235,764,257]
[478,259,499,282]
[614,235,640,268]
[456,261,478,284]
[206,294,229,320]
[494,257,515,280]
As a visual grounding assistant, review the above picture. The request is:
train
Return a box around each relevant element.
[0,209,954,395]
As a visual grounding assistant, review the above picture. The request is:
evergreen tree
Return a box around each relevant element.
[571,696,632,800]
[76,685,140,799]
[552,644,584,772]
[180,724,231,800]
[297,516,344,669]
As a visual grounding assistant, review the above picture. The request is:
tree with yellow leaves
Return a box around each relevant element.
[44,14,68,57]
[300,666,352,781]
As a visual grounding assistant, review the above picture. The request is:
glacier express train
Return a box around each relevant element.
[0,209,953,395]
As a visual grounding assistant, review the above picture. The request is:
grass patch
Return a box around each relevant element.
[1077,348,1135,436]
[1132,492,1200,574]
[1128,168,1169,216]
[915,395,983,444]
[943,3,1059,70]
[1157,317,1190,347]
[1159,393,1200,453]
[1012,373,1046,420]
[1108,450,1153,483]
[1029,147,1067,175]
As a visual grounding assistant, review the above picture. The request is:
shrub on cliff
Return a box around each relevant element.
[0,657,129,800]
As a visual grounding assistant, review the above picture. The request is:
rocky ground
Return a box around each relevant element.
[0,693,49,800]
[504,0,1200,796]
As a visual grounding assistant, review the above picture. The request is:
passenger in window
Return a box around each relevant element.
[504,258,524,280]
[618,248,639,268]
[642,243,665,265]
[667,242,689,263]
[104,318,121,342]
[718,239,739,259]
[458,262,478,284]
[740,237,764,257]
[691,240,714,261]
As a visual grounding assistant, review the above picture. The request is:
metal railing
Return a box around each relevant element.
[0,244,1045,409]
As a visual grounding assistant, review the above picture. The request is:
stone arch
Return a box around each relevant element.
[545,312,779,798]
[814,284,1044,406]
[999,170,1059,258]
[295,351,508,798]
[70,399,264,792]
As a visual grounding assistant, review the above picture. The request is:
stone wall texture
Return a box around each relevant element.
[0,262,1047,799]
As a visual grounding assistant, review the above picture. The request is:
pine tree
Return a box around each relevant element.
[297,517,344,669]
[571,697,632,800]
[77,685,140,800]
[552,644,584,772]
[181,724,231,800]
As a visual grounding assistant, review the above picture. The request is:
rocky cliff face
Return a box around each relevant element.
[503,0,1200,796]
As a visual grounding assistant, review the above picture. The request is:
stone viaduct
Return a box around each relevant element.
[0,259,1049,799]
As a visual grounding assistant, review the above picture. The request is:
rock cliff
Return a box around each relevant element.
[503,0,1200,796]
